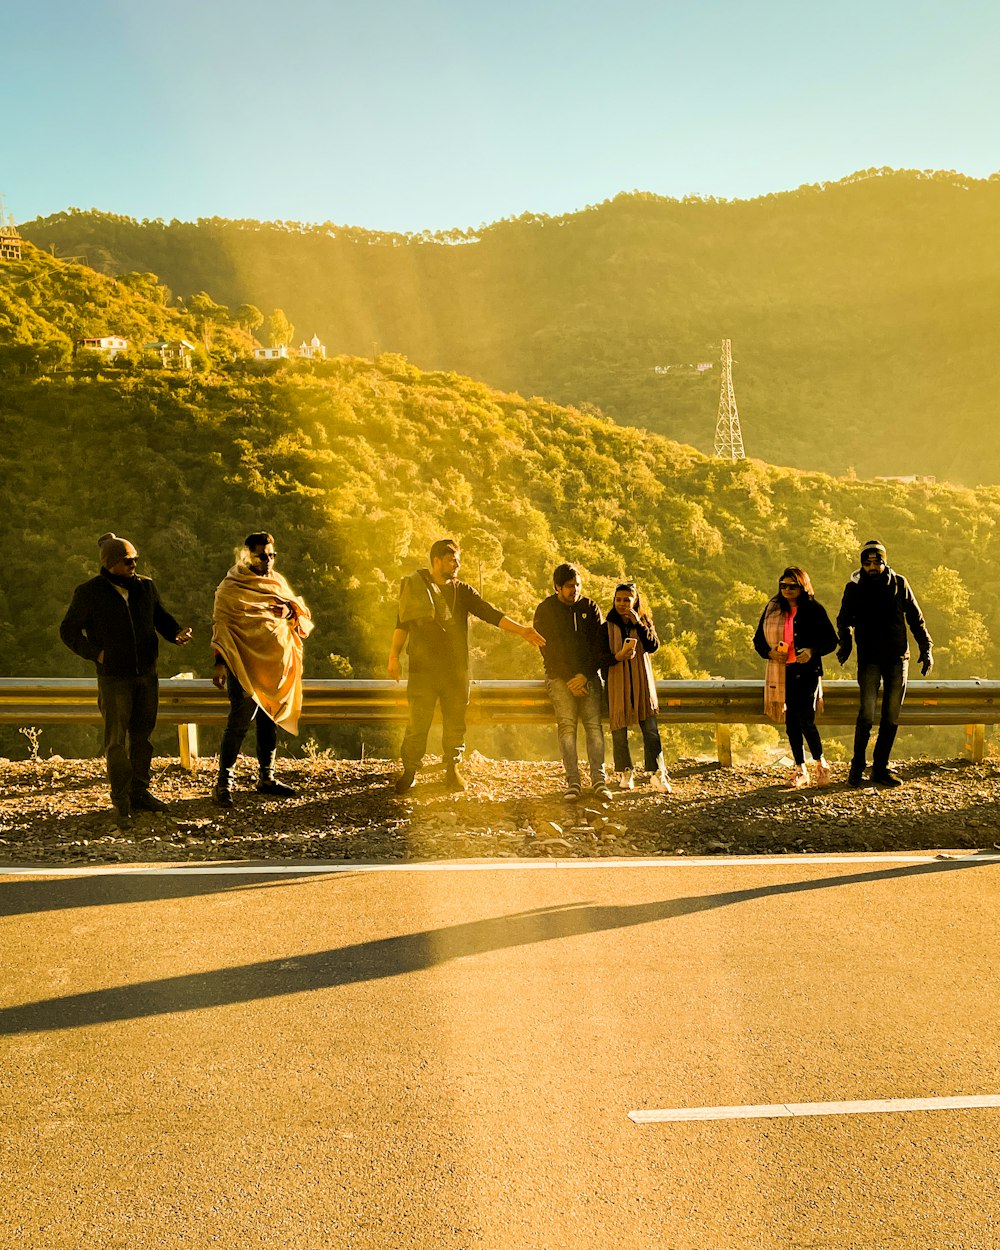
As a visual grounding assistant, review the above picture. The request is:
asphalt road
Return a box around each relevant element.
[2,855,998,1250]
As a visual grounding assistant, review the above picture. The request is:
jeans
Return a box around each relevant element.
[853,659,907,769]
[218,665,278,781]
[784,666,823,766]
[611,715,664,773]
[97,671,159,808]
[400,670,469,770]
[545,677,606,787]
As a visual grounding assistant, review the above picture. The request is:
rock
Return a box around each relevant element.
[534,820,563,837]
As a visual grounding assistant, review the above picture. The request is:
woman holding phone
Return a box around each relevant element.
[604,582,671,792]
[753,565,838,788]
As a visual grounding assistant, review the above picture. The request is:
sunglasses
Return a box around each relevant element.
[122,556,138,565]
[778,581,800,590]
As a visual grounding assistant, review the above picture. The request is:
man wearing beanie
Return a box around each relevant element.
[60,533,193,826]
[836,539,932,787]
[533,562,610,803]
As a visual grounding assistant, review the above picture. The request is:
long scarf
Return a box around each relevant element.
[605,619,658,731]
[211,565,314,734]
[761,600,788,723]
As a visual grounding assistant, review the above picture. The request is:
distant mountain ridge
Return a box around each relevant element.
[20,169,1000,484]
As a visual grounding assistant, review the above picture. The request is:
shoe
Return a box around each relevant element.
[213,785,234,808]
[592,783,614,803]
[394,769,416,795]
[847,763,866,788]
[787,765,809,789]
[872,768,903,788]
[563,782,582,803]
[444,764,466,792]
[616,770,635,791]
[812,759,832,787]
[131,790,169,813]
[650,770,672,794]
[113,805,132,830]
[257,778,297,797]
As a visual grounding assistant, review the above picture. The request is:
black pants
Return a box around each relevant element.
[400,670,469,770]
[98,672,159,808]
[784,666,823,766]
[218,665,278,780]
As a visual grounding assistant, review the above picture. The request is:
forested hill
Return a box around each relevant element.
[1,339,998,714]
[20,169,1000,484]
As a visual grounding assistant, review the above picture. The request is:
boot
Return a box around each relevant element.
[444,763,466,792]
[257,768,297,797]
[213,764,235,808]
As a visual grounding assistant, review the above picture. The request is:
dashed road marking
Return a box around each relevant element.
[629,1095,1000,1124]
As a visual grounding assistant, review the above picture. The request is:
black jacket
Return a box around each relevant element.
[533,594,605,681]
[753,596,839,674]
[60,570,182,678]
[836,567,931,664]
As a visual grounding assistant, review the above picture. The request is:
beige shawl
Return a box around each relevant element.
[761,601,788,724]
[606,620,659,731]
[211,565,314,734]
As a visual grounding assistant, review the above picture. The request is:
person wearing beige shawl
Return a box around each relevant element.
[752,566,838,788]
[211,532,313,806]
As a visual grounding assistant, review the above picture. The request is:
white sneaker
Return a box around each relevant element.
[616,770,635,791]
[787,764,810,789]
[813,758,832,786]
[650,769,672,794]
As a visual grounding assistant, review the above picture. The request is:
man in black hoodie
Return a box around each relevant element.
[533,562,609,802]
[836,539,932,788]
[60,533,193,826]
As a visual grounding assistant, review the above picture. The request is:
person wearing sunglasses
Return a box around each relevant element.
[211,532,313,807]
[753,566,838,788]
[835,539,932,788]
[60,532,193,828]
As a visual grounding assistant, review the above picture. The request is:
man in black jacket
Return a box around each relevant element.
[836,539,932,788]
[60,533,192,826]
[387,538,544,794]
[533,562,610,803]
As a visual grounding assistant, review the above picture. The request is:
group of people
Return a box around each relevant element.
[61,531,312,827]
[753,539,932,789]
[389,544,671,803]
[59,530,933,823]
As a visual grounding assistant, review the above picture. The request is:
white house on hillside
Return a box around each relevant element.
[253,345,289,360]
[76,334,129,358]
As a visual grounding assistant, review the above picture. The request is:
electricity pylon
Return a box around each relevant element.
[713,338,745,461]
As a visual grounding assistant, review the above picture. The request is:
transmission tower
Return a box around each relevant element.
[713,338,745,460]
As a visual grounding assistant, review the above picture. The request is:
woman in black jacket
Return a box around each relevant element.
[753,566,838,788]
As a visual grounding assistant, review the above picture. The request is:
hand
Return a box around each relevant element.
[522,625,546,648]
[768,647,787,663]
[212,662,227,691]
[97,649,105,664]
[836,645,851,666]
[387,654,402,682]
[796,647,813,664]
[920,653,933,676]
[175,627,193,645]
[566,674,588,697]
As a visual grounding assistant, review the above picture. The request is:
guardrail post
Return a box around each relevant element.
[965,723,986,763]
[715,723,733,768]
[172,672,199,773]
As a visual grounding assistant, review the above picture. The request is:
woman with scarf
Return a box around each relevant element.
[753,566,838,788]
[604,581,671,792]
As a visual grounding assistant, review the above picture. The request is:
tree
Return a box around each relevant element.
[267,309,294,348]
[187,291,230,350]
[234,303,264,336]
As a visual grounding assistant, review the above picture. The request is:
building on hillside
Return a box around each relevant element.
[76,334,129,359]
[144,338,196,369]
[253,345,289,360]
[874,474,937,486]
[298,333,327,360]
[0,222,22,262]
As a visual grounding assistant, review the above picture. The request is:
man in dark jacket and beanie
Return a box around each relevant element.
[836,539,932,788]
[60,533,193,826]
[533,562,610,803]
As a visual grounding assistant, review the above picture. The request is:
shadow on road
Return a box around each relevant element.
[1,855,995,1035]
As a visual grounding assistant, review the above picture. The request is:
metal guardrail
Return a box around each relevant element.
[0,677,995,764]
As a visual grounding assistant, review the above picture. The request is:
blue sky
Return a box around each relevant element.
[4,0,997,231]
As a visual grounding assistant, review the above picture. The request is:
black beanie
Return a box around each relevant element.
[860,539,887,562]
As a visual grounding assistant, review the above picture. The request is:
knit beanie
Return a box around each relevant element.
[98,532,131,569]
[860,539,887,562]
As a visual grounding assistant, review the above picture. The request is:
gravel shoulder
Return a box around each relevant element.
[1,753,999,865]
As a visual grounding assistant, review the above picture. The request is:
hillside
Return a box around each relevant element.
[20,169,1000,483]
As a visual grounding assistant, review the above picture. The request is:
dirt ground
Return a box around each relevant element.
[1,751,998,865]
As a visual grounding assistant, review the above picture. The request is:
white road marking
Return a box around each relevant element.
[0,854,998,876]
[629,1095,1000,1124]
